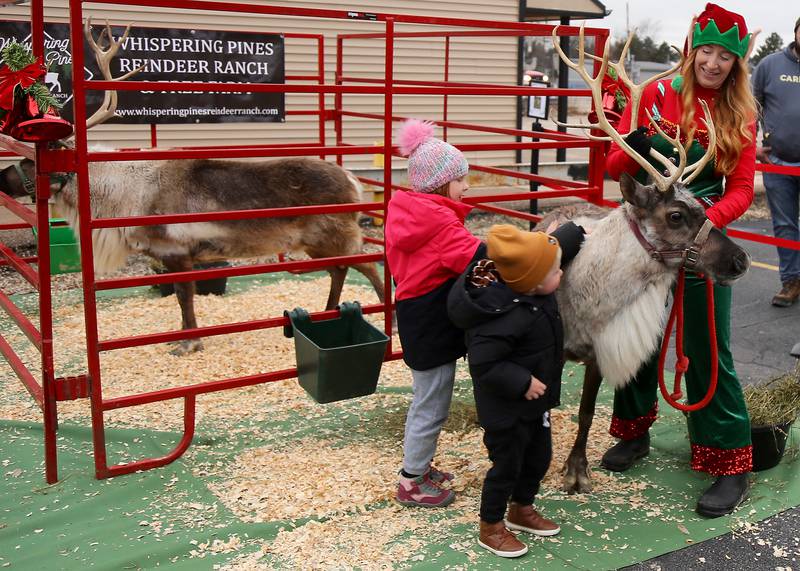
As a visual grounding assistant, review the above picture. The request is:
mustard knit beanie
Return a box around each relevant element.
[487,225,560,294]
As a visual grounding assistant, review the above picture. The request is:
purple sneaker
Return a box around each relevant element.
[396,474,455,508]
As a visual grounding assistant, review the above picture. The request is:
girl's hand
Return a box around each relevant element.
[525,376,547,400]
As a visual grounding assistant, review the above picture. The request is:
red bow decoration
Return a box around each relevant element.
[588,70,631,130]
[0,58,46,111]
[600,71,630,111]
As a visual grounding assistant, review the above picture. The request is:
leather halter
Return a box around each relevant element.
[626,216,715,271]
[12,160,74,198]
[13,163,35,197]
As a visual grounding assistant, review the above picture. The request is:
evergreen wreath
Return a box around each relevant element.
[0,40,61,117]
[0,40,71,142]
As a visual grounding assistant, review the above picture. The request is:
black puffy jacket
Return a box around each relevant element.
[448,272,564,430]
[446,222,584,431]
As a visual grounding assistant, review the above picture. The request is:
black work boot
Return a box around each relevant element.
[696,473,750,518]
[600,432,650,472]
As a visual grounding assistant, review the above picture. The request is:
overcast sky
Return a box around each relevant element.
[579,1,797,52]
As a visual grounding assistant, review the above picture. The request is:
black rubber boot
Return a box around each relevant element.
[696,473,750,518]
[600,432,650,472]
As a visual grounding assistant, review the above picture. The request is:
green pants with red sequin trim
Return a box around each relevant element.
[612,273,751,457]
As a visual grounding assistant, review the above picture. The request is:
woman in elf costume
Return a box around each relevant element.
[602,3,758,518]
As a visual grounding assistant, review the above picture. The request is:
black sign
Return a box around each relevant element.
[0,22,285,124]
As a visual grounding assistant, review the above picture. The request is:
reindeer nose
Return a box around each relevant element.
[732,250,750,275]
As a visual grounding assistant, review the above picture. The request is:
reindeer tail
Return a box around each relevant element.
[344,170,366,224]
[345,170,364,202]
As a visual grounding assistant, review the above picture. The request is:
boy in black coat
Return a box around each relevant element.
[447,222,584,558]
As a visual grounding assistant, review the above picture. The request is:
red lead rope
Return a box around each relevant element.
[657,268,719,411]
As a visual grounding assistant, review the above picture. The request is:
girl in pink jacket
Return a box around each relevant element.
[386,119,485,507]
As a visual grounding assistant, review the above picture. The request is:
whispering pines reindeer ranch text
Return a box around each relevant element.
[117,36,276,77]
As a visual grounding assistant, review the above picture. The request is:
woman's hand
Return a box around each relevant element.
[525,376,547,400]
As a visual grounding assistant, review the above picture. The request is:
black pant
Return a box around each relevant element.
[480,413,552,523]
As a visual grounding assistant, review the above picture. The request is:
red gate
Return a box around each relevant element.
[0,0,611,483]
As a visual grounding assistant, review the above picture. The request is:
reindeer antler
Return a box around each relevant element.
[0,134,35,160]
[84,18,145,128]
[551,25,716,193]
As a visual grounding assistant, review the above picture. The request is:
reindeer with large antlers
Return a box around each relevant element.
[0,20,385,355]
[545,12,758,517]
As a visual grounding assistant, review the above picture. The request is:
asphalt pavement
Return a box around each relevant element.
[729,219,800,384]
[622,217,800,571]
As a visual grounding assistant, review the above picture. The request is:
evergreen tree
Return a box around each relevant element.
[750,32,784,67]
[609,34,678,64]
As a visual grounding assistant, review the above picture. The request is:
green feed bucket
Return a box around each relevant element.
[31,218,81,274]
[284,301,389,404]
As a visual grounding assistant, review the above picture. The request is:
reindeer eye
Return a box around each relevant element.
[669,212,683,223]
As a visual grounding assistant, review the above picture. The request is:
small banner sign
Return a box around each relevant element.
[0,22,285,124]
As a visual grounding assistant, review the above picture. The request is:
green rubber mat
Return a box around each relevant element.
[1,376,798,570]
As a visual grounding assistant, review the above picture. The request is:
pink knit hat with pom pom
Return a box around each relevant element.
[397,119,468,193]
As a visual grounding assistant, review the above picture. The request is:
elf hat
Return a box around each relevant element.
[398,119,468,193]
[691,3,751,58]
[487,224,560,294]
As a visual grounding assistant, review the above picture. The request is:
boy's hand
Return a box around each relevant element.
[525,376,547,400]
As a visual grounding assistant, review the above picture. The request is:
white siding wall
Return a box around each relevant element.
[4,1,521,171]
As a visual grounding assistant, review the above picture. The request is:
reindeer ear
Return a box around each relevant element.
[620,172,658,210]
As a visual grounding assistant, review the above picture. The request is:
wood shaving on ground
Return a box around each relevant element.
[0,277,385,429]
[209,404,621,519]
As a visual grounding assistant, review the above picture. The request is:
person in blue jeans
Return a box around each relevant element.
[752,16,800,307]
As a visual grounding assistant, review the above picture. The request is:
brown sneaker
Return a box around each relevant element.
[477,520,528,558]
[505,503,561,537]
[772,279,800,307]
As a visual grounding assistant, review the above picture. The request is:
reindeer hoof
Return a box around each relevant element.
[170,339,204,356]
[561,460,593,495]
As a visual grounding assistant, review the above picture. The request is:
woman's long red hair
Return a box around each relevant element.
[679,50,756,176]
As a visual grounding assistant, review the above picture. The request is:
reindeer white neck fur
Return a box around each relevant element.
[558,206,675,388]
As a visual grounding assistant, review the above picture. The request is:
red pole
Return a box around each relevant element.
[68,0,110,479]
[36,165,58,483]
[335,36,344,166]
[30,0,44,59]
[104,396,196,477]
[383,18,395,343]
[30,0,59,483]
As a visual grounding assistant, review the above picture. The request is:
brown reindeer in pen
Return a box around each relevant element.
[0,20,385,355]
[538,28,752,493]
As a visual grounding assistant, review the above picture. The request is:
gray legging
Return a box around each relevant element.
[402,361,456,476]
